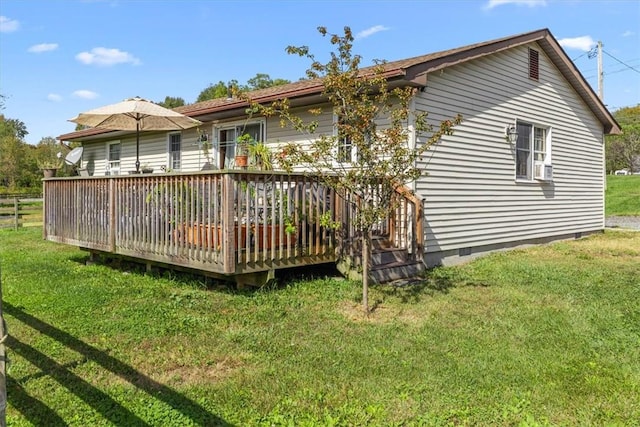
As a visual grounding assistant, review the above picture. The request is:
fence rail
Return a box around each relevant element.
[0,198,43,230]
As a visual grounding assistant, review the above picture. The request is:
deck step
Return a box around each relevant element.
[371,247,409,265]
[369,260,425,284]
[337,240,423,284]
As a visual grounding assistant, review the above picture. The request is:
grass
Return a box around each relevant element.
[606,175,640,216]
[1,228,639,426]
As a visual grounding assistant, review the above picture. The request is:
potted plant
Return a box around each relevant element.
[141,164,154,174]
[248,141,273,170]
[234,133,252,168]
[36,138,65,177]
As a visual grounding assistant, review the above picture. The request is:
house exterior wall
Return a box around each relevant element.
[79,109,334,176]
[74,41,608,269]
[81,127,207,175]
[414,42,605,266]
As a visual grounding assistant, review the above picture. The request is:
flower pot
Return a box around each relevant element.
[253,224,296,249]
[43,168,58,178]
[234,155,248,168]
[186,224,248,250]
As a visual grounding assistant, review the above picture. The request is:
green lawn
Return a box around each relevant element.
[606,175,640,216]
[1,228,639,426]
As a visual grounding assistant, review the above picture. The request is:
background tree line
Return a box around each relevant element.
[156,73,290,109]
[606,104,640,174]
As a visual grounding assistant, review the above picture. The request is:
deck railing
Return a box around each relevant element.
[43,172,423,279]
[44,171,337,276]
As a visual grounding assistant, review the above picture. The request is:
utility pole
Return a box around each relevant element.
[597,40,603,101]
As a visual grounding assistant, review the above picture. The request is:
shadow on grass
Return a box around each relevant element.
[372,266,485,305]
[5,302,233,426]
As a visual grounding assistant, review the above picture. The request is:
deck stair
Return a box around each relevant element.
[338,235,425,284]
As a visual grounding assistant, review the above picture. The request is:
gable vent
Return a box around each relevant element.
[529,48,539,81]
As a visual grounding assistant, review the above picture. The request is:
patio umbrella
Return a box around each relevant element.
[69,96,202,172]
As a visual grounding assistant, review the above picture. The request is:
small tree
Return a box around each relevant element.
[247,26,461,313]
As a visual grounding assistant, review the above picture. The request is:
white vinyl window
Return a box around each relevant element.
[214,120,264,169]
[515,121,552,181]
[106,141,121,175]
[168,132,182,171]
[334,114,355,163]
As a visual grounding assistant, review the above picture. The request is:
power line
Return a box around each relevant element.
[603,50,640,74]
[585,67,639,79]
[572,51,589,61]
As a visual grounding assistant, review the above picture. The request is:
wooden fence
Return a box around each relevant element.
[0,197,43,230]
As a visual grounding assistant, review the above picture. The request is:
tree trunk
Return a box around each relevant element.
[362,228,370,315]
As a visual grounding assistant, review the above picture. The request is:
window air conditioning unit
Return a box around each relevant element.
[534,161,553,181]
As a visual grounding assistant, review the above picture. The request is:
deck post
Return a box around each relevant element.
[416,198,425,263]
[222,174,235,274]
[42,181,47,240]
[108,178,116,252]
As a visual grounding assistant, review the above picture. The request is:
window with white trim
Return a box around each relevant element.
[515,121,552,181]
[334,114,356,163]
[106,141,121,175]
[214,120,264,169]
[169,132,181,170]
[338,134,353,162]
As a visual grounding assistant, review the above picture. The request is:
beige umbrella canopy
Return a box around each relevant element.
[69,96,202,172]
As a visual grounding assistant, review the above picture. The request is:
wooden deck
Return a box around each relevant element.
[43,171,423,285]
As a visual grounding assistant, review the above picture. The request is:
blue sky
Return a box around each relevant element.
[1,0,639,145]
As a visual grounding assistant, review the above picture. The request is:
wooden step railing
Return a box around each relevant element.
[335,183,424,266]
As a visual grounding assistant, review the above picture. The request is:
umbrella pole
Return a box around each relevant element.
[135,121,140,173]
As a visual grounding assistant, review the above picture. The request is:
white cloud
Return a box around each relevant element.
[47,93,63,102]
[622,30,635,37]
[484,0,546,9]
[28,43,59,53]
[558,35,596,52]
[0,16,20,33]
[356,25,390,40]
[75,47,141,66]
[73,90,99,99]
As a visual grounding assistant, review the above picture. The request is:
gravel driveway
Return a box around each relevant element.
[605,216,640,230]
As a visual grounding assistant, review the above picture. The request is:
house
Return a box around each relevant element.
[52,28,620,282]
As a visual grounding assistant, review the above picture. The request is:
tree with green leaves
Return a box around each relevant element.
[197,80,236,102]
[247,26,461,313]
[606,105,640,173]
[157,96,186,109]
[246,73,290,91]
[0,114,32,189]
[197,74,291,103]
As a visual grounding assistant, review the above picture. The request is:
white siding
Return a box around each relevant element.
[415,43,605,255]
[80,127,204,175]
[265,105,334,170]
